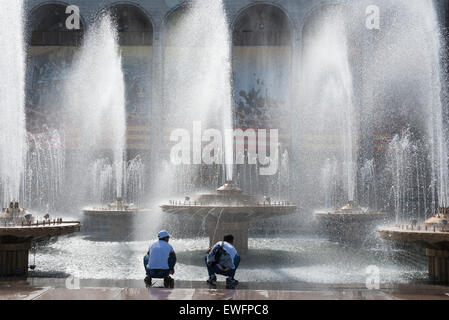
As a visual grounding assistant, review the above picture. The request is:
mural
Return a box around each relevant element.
[121,47,152,124]
[26,47,76,131]
[26,46,153,150]
[232,46,291,139]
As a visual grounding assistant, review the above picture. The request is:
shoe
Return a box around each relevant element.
[144,276,152,285]
[164,276,174,288]
[207,276,217,285]
[226,278,239,285]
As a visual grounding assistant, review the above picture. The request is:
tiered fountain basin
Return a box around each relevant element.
[160,181,297,253]
[314,201,387,243]
[378,208,449,283]
[82,198,150,240]
[0,203,80,277]
[83,198,149,216]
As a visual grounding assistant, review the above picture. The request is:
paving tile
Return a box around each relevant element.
[1,278,448,300]
[35,287,124,300]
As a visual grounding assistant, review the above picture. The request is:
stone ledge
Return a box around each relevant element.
[0,223,80,239]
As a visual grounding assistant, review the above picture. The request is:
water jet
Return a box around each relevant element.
[161,181,296,253]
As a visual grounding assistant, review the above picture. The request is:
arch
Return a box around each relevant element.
[28,1,85,46]
[231,2,294,136]
[300,3,362,65]
[100,2,154,46]
[232,2,293,46]
[300,2,346,47]
[161,2,189,47]
[162,1,189,27]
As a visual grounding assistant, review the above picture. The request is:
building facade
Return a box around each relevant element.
[23,0,449,145]
[23,0,449,212]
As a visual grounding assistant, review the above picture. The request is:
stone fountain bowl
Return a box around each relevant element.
[83,207,143,216]
[160,203,297,220]
[377,225,449,249]
[0,221,81,242]
[378,208,449,248]
[314,210,387,221]
[161,181,297,220]
[0,219,80,277]
[378,220,449,282]
[83,199,150,216]
[314,201,387,221]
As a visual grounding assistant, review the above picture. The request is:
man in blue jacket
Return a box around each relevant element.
[144,230,177,288]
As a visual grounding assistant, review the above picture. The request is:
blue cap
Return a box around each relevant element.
[158,230,171,239]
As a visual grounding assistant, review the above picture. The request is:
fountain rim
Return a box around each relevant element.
[160,203,297,209]
[0,221,81,238]
[377,225,449,246]
[82,208,150,216]
[314,209,387,218]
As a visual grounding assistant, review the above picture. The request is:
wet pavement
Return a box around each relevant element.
[1,278,448,300]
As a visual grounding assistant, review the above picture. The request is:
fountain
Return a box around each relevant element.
[304,6,386,242]
[156,0,298,251]
[62,13,126,207]
[161,181,296,252]
[379,134,449,282]
[374,0,449,283]
[58,15,149,239]
[10,0,449,289]
[0,0,79,277]
[0,0,26,206]
[380,138,449,281]
[315,201,386,243]
[25,129,65,211]
[0,201,80,276]
[84,157,147,216]
[82,157,148,240]
[378,207,449,283]
[159,0,234,193]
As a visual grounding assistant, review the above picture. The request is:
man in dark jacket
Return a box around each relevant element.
[205,234,240,286]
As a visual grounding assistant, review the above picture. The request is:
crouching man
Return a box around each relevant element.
[144,230,176,288]
[205,234,240,286]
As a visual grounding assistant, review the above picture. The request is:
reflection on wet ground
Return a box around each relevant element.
[1,278,448,300]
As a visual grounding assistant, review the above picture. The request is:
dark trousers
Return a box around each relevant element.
[204,255,240,279]
[147,269,171,278]
[144,254,175,278]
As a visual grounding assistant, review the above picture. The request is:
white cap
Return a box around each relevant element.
[158,230,171,239]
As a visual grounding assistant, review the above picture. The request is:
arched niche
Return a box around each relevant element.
[231,4,293,196]
[232,4,293,130]
[27,3,86,131]
[162,4,189,47]
[100,3,154,152]
[233,3,292,46]
[29,2,84,46]
[104,3,153,46]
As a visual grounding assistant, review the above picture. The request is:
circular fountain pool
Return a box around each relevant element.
[29,233,427,284]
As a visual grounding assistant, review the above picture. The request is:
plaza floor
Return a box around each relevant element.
[1,278,448,300]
